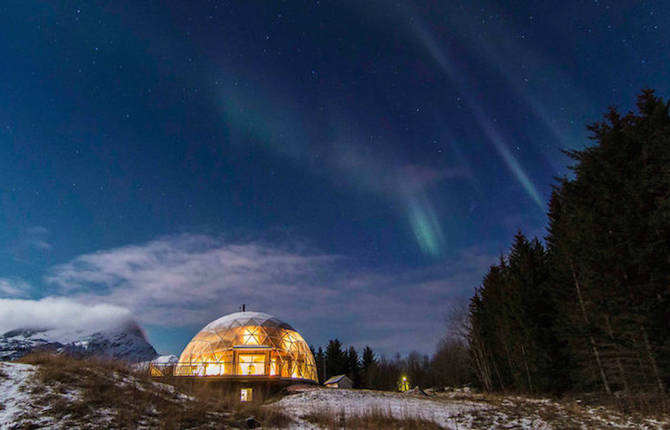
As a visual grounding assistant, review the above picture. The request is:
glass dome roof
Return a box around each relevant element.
[174,311,317,382]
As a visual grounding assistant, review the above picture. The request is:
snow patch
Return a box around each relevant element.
[152,354,178,364]
[276,387,488,429]
[0,362,38,426]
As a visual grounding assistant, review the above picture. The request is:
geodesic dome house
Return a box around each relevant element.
[171,311,318,384]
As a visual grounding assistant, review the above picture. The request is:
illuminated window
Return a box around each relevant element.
[242,327,261,345]
[240,388,253,402]
[204,363,224,376]
[237,354,266,375]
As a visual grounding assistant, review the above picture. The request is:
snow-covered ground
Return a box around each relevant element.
[3,360,668,429]
[0,360,231,429]
[275,386,670,429]
[0,361,110,429]
[0,362,38,427]
[0,362,74,428]
[275,386,541,429]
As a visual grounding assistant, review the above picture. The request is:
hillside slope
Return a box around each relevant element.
[2,357,667,429]
[0,356,236,429]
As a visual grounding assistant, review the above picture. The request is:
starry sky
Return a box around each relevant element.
[1,1,669,356]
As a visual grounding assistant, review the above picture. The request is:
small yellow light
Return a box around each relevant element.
[240,388,253,402]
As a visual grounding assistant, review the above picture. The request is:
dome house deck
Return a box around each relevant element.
[151,310,317,400]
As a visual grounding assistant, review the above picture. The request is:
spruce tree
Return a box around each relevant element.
[325,339,345,379]
[346,346,361,387]
[469,89,670,397]
[361,346,376,388]
[314,346,325,384]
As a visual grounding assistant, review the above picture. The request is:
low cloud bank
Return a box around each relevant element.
[42,234,495,354]
[0,297,132,335]
[46,234,338,327]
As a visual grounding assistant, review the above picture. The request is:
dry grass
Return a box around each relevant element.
[14,352,296,428]
[239,405,294,428]
[562,392,670,428]
[468,389,670,420]
[17,352,237,428]
[611,392,670,417]
[302,409,345,429]
[303,406,444,430]
[430,388,670,429]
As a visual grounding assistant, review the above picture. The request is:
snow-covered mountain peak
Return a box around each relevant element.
[0,318,158,363]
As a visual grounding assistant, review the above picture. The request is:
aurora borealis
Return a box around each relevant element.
[1,1,669,355]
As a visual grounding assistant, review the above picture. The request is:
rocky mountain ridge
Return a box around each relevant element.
[0,320,157,363]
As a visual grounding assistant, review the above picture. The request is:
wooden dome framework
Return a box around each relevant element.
[161,312,318,383]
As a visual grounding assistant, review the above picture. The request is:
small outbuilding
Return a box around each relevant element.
[323,374,352,389]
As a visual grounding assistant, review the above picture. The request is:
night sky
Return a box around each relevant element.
[1,1,669,356]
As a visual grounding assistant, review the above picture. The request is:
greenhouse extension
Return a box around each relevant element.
[151,311,318,384]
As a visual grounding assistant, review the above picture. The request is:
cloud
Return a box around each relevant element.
[24,226,52,251]
[45,234,496,354]
[325,139,470,198]
[46,234,339,326]
[0,297,132,334]
[0,278,31,298]
[27,226,50,235]
[26,239,52,251]
[399,164,472,192]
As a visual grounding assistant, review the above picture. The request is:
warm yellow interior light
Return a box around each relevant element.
[238,353,265,375]
[242,327,261,345]
[174,313,318,382]
[205,363,224,376]
[240,388,253,402]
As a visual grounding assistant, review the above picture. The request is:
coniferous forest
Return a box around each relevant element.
[467,89,670,400]
[311,91,669,411]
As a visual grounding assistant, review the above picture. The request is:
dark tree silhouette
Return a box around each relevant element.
[467,89,670,399]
